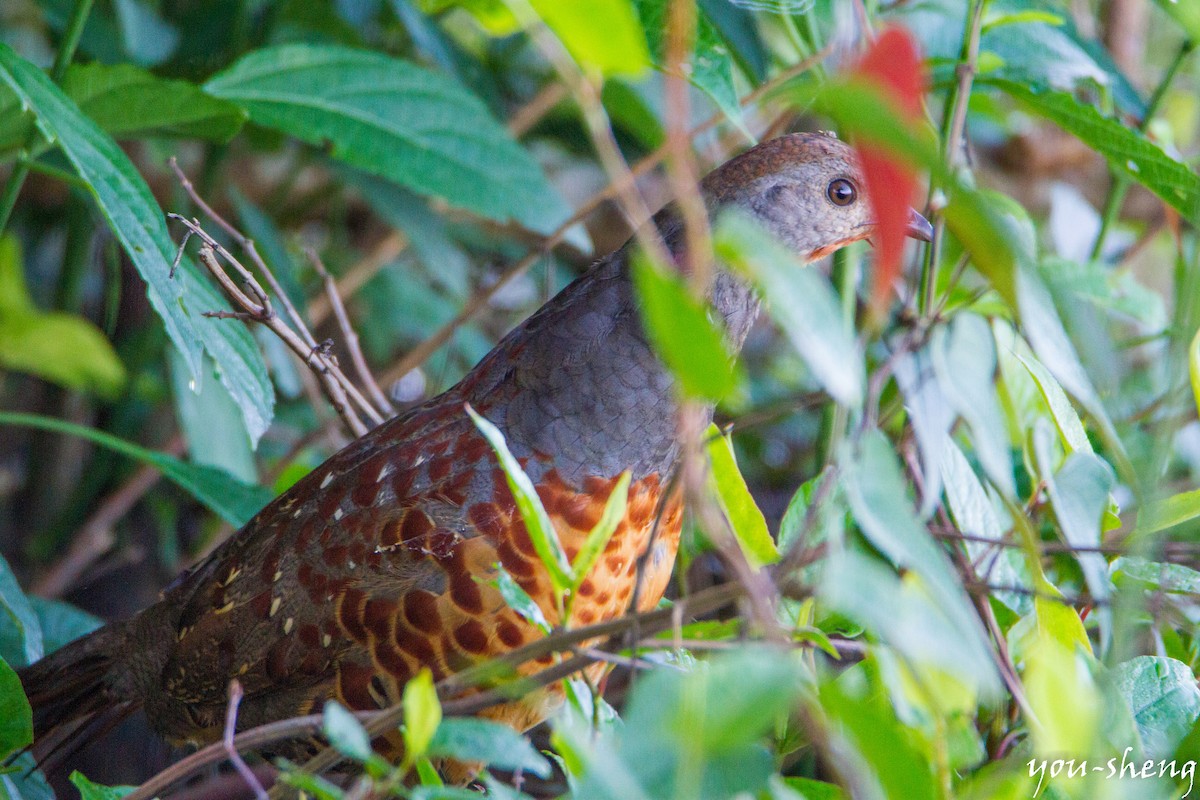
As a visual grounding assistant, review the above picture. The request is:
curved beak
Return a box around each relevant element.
[907,208,934,242]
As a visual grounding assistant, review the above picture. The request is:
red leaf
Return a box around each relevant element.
[852,26,926,313]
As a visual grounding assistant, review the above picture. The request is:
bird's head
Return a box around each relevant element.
[702,131,932,261]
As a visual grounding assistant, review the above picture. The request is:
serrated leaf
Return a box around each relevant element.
[716,213,863,407]
[987,79,1200,216]
[0,44,199,372]
[0,554,41,668]
[0,412,273,528]
[0,657,31,760]
[0,45,273,442]
[64,63,244,141]
[429,718,551,777]
[631,253,740,401]
[705,424,777,567]
[403,669,442,760]
[323,701,372,762]
[467,404,572,592]
[206,44,571,235]
[531,0,649,77]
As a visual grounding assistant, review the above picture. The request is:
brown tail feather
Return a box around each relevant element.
[17,620,140,767]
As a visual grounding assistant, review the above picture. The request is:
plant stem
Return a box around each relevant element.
[1089,39,1196,262]
[0,0,94,234]
[918,0,986,317]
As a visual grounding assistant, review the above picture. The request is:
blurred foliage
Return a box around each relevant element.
[1,0,1200,799]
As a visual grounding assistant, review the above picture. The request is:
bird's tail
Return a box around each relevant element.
[16,618,141,770]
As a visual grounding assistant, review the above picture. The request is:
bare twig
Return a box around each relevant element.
[169,158,317,352]
[918,0,986,316]
[225,680,270,800]
[168,214,374,437]
[306,248,396,416]
[508,80,569,136]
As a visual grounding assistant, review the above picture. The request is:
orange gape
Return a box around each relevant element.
[19,133,930,774]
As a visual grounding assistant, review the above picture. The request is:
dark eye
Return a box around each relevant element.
[827,178,857,206]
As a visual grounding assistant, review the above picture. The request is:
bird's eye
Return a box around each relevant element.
[827,178,857,206]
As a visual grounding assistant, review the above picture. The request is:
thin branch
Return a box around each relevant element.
[168,214,370,437]
[306,248,396,416]
[169,157,316,351]
[918,0,986,316]
[225,680,269,800]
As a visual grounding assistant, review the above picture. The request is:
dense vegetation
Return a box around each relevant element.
[2,0,1200,798]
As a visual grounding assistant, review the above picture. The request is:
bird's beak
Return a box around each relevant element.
[906,208,934,242]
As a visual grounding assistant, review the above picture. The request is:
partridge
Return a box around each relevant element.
[19,133,932,760]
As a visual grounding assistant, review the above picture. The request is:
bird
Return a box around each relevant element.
[18,132,932,767]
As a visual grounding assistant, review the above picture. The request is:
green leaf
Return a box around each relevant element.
[940,436,1030,614]
[530,0,649,77]
[930,313,1015,498]
[1139,487,1200,535]
[428,718,552,777]
[1153,0,1200,40]
[0,657,32,760]
[570,470,631,587]
[987,79,1200,216]
[67,773,133,800]
[1031,423,1114,643]
[0,44,191,369]
[467,404,572,592]
[1017,264,1125,474]
[169,351,257,485]
[26,597,100,655]
[323,701,372,762]
[63,63,244,142]
[0,412,274,528]
[491,564,551,633]
[1112,556,1200,596]
[1191,325,1200,424]
[0,553,41,668]
[1017,350,1092,455]
[403,668,442,761]
[1114,657,1200,760]
[0,235,124,397]
[1,752,54,800]
[704,424,778,567]
[631,253,740,401]
[632,0,745,131]
[113,0,178,66]
[837,431,1000,693]
[206,44,571,235]
[0,45,273,442]
[716,213,864,407]
[814,667,939,800]
[778,776,847,800]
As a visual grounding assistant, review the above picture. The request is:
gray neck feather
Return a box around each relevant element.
[461,220,760,488]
